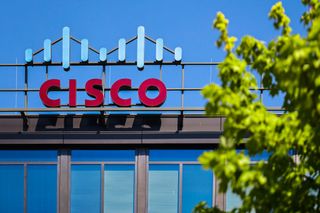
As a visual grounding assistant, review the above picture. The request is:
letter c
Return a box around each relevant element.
[111,78,132,107]
[39,79,61,107]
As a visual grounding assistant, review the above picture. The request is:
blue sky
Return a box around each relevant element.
[0,0,307,111]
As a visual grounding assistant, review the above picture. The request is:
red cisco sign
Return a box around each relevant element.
[39,78,167,107]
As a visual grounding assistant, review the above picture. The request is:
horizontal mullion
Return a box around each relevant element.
[0,107,285,112]
[71,161,135,165]
[0,61,220,67]
[0,107,205,112]
[0,88,271,92]
[0,162,57,165]
[149,161,200,165]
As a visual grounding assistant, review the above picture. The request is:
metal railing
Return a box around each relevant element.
[0,61,283,115]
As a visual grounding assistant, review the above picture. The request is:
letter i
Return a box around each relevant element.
[69,79,77,107]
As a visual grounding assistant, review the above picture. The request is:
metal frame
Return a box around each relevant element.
[0,144,246,213]
[69,160,136,213]
[0,159,58,213]
[0,61,284,114]
[149,161,217,212]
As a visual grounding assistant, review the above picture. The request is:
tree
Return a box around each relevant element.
[195,1,320,212]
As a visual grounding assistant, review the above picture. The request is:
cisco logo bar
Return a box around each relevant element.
[25,26,182,70]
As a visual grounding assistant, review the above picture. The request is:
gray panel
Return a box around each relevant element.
[0,115,225,145]
[63,133,142,144]
[0,133,63,144]
[142,132,221,144]
[182,117,221,132]
[0,117,23,132]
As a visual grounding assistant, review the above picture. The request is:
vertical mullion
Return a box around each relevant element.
[24,163,27,213]
[215,179,225,210]
[212,172,215,207]
[178,164,183,213]
[134,151,138,213]
[57,159,59,213]
[101,163,104,213]
[58,150,71,213]
[135,148,148,213]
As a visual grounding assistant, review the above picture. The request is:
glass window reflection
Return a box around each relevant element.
[148,165,179,213]
[71,165,101,213]
[104,165,135,213]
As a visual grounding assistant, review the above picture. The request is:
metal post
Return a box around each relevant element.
[102,65,106,107]
[178,65,185,131]
[45,65,49,80]
[135,148,148,213]
[260,73,264,102]
[24,66,28,110]
[100,65,107,119]
[181,65,185,111]
[58,150,71,213]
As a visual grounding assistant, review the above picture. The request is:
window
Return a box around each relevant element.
[0,150,57,213]
[71,150,135,213]
[226,150,271,211]
[148,150,214,213]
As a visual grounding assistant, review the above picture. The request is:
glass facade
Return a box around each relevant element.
[148,150,214,213]
[71,165,101,213]
[148,165,179,213]
[104,165,135,213]
[0,149,270,212]
[182,164,213,213]
[0,150,57,213]
[71,150,136,213]
[226,150,271,211]
[0,165,24,213]
[27,165,57,213]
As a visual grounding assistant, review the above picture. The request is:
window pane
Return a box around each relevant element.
[148,165,179,213]
[27,165,57,213]
[149,150,207,161]
[237,150,270,161]
[104,165,135,213]
[71,165,101,213]
[72,150,135,162]
[0,165,24,213]
[182,164,213,213]
[0,150,57,162]
[226,188,242,211]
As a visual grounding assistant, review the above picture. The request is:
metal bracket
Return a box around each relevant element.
[177,111,184,131]
[99,110,105,126]
[20,111,29,131]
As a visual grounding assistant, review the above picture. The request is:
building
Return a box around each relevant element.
[0,26,270,213]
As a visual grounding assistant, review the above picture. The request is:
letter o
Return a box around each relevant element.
[138,78,167,107]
